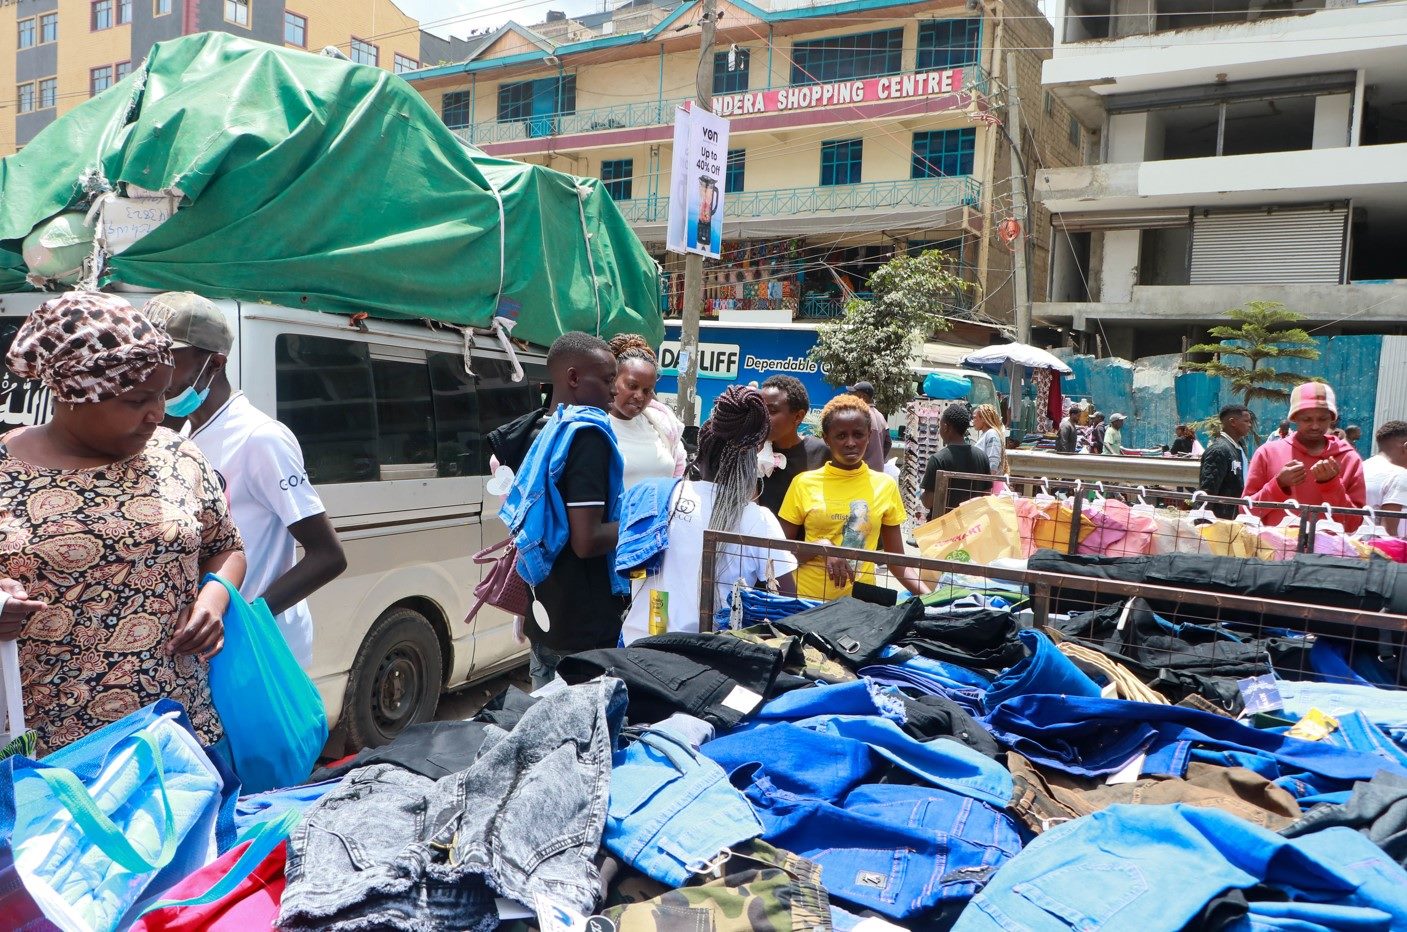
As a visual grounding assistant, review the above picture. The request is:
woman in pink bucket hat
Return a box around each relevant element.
[1244,381,1366,529]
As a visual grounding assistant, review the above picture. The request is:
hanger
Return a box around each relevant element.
[1233,496,1263,529]
[1033,476,1056,507]
[1131,485,1157,518]
[1352,507,1389,542]
[1316,503,1345,537]
[998,473,1020,500]
[1187,490,1216,525]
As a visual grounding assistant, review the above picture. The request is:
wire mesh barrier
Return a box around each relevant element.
[699,528,1407,704]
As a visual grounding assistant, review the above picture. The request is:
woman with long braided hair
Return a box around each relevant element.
[620,385,797,644]
[779,394,928,599]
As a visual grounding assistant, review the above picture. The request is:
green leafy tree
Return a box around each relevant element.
[807,250,974,414]
[1183,301,1320,439]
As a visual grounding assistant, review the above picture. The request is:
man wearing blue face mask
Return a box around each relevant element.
[145,292,346,671]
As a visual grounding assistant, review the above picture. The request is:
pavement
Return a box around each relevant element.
[432,663,532,721]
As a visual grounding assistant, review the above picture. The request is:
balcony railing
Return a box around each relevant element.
[617,175,982,225]
[451,65,990,147]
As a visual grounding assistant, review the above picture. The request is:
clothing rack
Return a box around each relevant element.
[928,471,1388,556]
[697,530,1407,637]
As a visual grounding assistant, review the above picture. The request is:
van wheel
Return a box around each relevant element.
[343,607,443,750]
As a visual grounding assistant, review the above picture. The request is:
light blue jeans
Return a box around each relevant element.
[605,723,763,886]
[955,804,1407,931]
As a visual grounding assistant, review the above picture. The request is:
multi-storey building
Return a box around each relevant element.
[1037,0,1407,359]
[3,0,473,154]
[408,0,1079,328]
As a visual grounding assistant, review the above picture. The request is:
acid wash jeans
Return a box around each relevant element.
[278,677,627,932]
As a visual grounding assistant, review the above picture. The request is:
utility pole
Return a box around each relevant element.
[1005,52,1032,345]
[674,0,717,428]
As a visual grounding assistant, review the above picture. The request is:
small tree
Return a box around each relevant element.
[807,250,974,414]
[1183,302,1320,436]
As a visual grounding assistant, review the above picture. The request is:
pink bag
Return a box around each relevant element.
[464,537,532,624]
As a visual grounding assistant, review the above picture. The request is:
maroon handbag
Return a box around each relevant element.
[464,537,531,624]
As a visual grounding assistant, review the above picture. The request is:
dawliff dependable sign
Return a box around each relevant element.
[666,103,731,259]
[714,68,965,118]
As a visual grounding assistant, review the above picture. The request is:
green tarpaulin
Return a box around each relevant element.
[0,32,662,348]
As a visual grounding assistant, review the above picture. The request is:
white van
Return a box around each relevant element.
[0,293,543,750]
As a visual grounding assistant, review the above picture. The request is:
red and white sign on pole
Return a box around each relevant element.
[666,103,730,260]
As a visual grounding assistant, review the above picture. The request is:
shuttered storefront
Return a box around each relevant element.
[1189,205,1348,285]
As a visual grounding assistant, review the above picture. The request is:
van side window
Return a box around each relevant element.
[474,358,542,474]
[371,356,435,466]
[275,335,378,484]
[428,352,479,477]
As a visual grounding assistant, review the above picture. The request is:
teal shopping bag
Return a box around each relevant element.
[204,575,327,794]
[0,700,224,932]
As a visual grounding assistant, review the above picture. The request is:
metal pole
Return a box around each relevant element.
[675,0,718,427]
[1005,52,1032,345]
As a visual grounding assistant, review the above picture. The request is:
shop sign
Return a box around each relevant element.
[659,341,740,381]
[665,103,730,259]
[715,68,964,118]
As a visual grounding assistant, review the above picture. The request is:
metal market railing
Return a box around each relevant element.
[698,529,1407,684]
[618,175,982,224]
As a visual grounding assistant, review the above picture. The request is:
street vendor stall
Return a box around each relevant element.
[961,342,1074,437]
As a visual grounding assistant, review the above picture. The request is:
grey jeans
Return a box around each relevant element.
[278,677,627,931]
[529,641,570,690]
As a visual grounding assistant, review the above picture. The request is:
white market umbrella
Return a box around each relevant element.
[961,342,1074,376]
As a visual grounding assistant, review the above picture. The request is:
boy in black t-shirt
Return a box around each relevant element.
[757,375,829,515]
[921,405,992,520]
[524,332,626,688]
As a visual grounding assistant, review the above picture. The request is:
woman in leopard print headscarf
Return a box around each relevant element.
[0,292,246,754]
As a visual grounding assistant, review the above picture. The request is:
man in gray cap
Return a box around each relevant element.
[144,292,346,670]
[847,380,890,472]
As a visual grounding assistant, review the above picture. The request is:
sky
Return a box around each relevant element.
[396,0,610,39]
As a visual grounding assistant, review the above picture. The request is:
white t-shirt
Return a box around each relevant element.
[611,412,676,490]
[622,480,798,645]
[1364,454,1407,515]
[191,393,327,669]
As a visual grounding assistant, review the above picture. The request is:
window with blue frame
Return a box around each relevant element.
[601,159,633,201]
[916,19,981,71]
[497,75,577,135]
[790,29,903,86]
[725,149,745,194]
[911,128,975,178]
[441,91,472,129]
[713,49,750,95]
[820,139,863,186]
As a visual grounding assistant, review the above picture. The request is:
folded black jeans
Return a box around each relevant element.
[895,608,1027,676]
[766,596,923,669]
[556,632,785,730]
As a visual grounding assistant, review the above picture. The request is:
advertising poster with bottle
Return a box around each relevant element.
[665,103,730,259]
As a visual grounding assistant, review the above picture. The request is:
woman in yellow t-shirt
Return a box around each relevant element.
[778,394,928,600]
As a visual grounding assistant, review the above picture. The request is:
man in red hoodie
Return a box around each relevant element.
[1245,382,1367,529]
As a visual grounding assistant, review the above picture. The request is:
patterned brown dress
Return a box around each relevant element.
[0,426,242,754]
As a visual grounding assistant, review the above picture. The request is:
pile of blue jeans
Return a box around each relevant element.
[229,589,1407,931]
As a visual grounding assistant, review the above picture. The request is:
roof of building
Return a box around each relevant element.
[403,0,955,82]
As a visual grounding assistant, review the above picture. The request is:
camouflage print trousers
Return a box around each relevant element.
[598,841,832,932]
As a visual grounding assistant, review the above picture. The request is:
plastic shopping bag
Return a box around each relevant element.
[913,494,1023,568]
[205,575,327,795]
[0,699,224,932]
